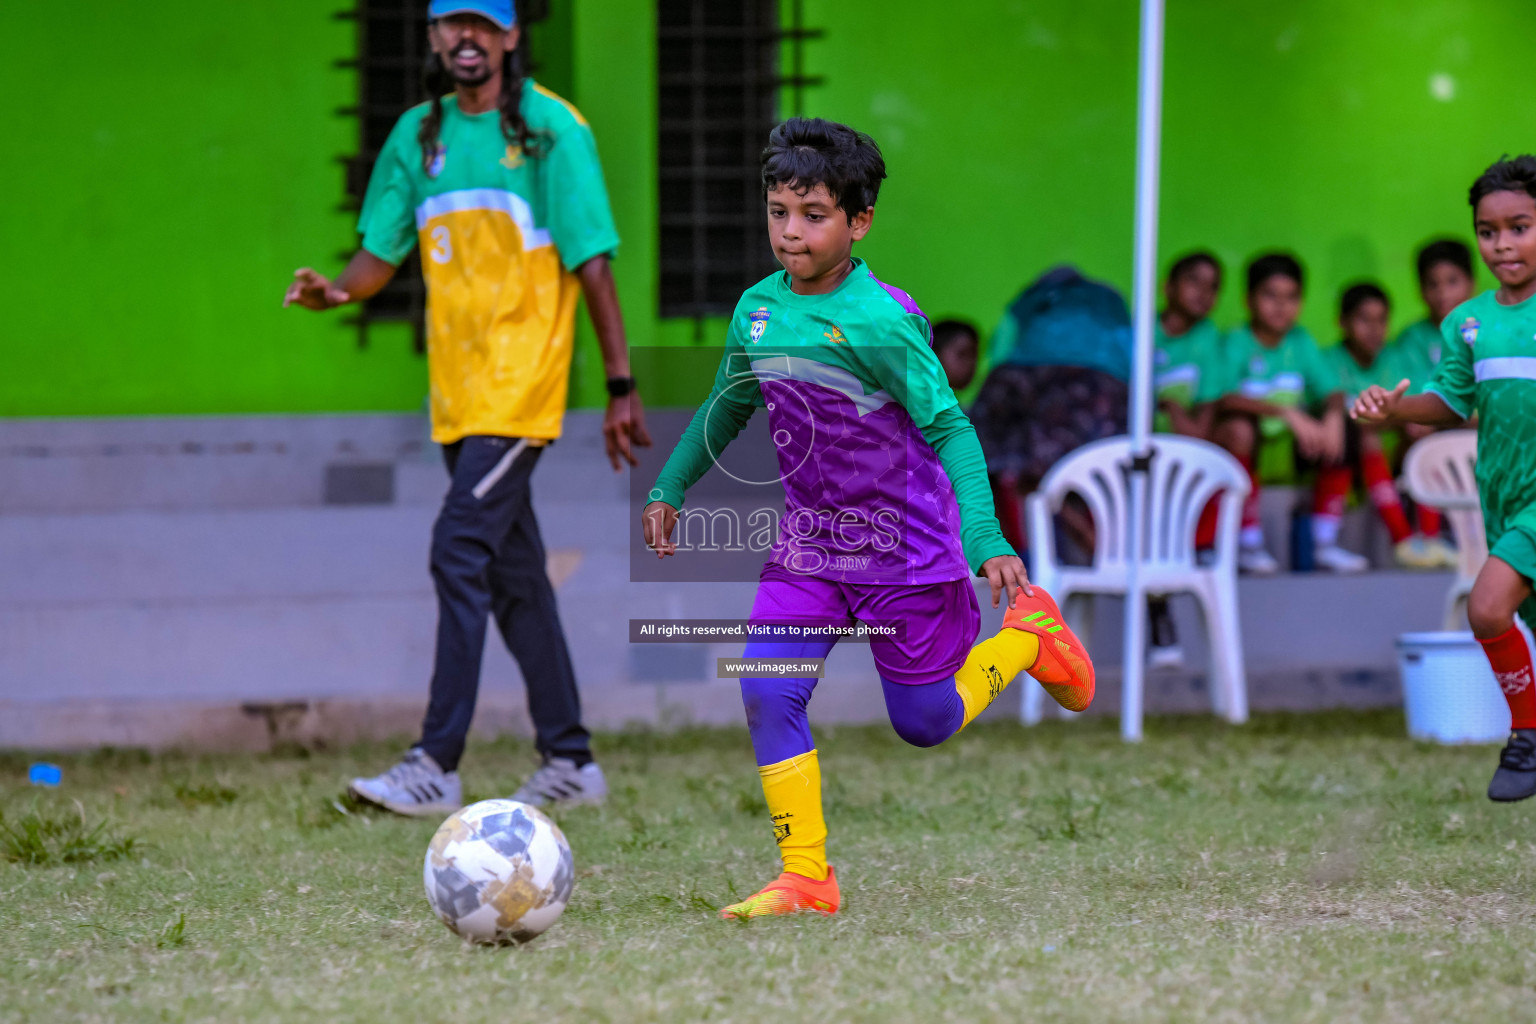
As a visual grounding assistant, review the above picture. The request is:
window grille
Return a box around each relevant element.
[657,0,822,319]
[336,0,549,349]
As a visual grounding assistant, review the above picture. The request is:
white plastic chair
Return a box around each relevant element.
[1023,435,1251,729]
[1401,429,1483,629]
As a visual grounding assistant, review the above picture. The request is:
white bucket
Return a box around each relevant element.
[1397,632,1510,744]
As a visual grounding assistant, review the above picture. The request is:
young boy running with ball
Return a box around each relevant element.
[641,118,1095,918]
[1354,156,1536,801]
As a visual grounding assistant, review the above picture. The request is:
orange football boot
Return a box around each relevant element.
[719,867,840,920]
[1003,586,1095,712]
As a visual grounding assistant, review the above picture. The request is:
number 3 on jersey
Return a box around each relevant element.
[429,225,453,264]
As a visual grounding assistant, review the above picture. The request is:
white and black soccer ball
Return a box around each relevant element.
[423,798,575,944]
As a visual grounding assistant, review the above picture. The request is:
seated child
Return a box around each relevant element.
[1385,239,1478,555]
[1327,283,1456,569]
[1150,251,1224,662]
[1394,239,1476,382]
[1213,253,1365,574]
[1154,251,1225,439]
[1354,155,1536,801]
[642,117,1096,918]
[932,318,980,392]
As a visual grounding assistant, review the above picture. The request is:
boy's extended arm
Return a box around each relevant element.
[648,381,758,510]
[1394,392,1465,425]
[1352,386,1464,428]
[920,406,1017,574]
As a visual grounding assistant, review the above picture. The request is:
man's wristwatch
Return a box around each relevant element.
[606,375,637,398]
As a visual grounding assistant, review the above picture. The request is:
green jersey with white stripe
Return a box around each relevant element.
[1423,289,1536,543]
[1153,318,1223,431]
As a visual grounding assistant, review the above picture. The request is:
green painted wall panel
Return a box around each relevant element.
[5,1,1534,417]
[0,0,428,417]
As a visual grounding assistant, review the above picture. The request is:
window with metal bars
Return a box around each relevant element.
[657,0,821,319]
[335,0,549,350]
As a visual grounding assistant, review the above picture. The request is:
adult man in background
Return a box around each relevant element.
[285,0,647,814]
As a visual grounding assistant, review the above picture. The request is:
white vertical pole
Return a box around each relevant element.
[1121,0,1165,742]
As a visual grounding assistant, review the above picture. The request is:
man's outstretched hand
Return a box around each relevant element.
[980,554,1032,609]
[604,393,653,470]
[283,268,351,311]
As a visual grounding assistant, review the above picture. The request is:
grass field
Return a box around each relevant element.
[5,711,1536,1023]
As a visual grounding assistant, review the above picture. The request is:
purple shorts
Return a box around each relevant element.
[750,562,981,685]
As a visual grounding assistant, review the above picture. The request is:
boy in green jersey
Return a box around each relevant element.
[1355,156,1536,801]
[1386,240,1476,553]
[933,318,981,392]
[1394,239,1476,388]
[1149,252,1224,662]
[1213,254,1363,574]
[1154,252,1225,438]
[1326,284,1455,569]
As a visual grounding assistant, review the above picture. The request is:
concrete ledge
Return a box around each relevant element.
[0,664,1406,753]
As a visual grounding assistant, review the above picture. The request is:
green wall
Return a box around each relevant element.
[0,1,425,417]
[4,1,1534,417]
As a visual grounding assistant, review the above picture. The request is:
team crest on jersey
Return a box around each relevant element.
[748,307,771,343]
[823,323,847,345]
[427,144,447,178]
[1249,356,1267,375]
[1460,316,1480,346]
[500,145,524,171]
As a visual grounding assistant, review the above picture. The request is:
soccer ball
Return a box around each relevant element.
[423,798,575,944]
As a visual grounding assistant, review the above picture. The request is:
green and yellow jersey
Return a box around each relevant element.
[358,86,619,443]
[1153,318,1223,432]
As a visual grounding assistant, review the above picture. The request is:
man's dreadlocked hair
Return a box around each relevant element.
[417,45,544,173]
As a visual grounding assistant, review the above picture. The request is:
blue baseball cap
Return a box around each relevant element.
[428,0,516,30]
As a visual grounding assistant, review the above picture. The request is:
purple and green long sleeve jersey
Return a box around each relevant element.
[650,259,1014,585]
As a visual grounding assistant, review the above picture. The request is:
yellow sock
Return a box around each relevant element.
[757,750,828,881]
[953,628,1040,727]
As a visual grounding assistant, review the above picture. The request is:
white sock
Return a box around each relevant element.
[1240,525,1265,549]
[1312,514,1340,548]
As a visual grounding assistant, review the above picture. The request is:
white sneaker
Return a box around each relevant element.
[510,757,608,807]
[1238,544,1280,575]
[348,748,462,818]
[1148,643,1185,669]
[1314,544,1369,574]
[1423,535,1460,570]
[1394,535,1440,570]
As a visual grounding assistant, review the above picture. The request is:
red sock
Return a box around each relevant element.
[1238,456,1261,533]
[1419,505,1442,538]
[1361,450,1412,544]
[1312,464,1351,520]
[1195,496,1220,549]
[1478,625,1536,729]
[994,476,1023,552]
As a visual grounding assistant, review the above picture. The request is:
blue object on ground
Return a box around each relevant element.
[28,763,62,787]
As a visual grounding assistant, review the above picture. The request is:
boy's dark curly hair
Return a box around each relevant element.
[1416,239,1473,282]
[761,117,887,223]
[1339,282,1389,319]
[1469,155,1536,210]
[1246,252,1304,295]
